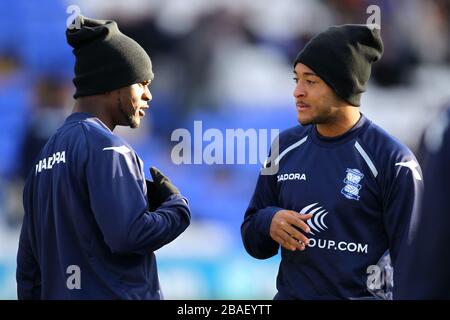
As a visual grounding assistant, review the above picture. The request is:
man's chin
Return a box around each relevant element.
[128,115,141,129]
[119,118,140,129]
[297,116,312,126]
[130,120,140,129]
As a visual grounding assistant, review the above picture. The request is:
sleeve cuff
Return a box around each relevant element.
[255,206,283,237]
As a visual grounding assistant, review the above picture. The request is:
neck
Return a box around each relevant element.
[72,96,115,131]
[316,107,361,137]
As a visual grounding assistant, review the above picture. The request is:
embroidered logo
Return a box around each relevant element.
[341,168,364,201]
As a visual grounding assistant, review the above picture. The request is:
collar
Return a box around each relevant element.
[309,113,371,147]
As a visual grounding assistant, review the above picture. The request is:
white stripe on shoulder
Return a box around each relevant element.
[274,136,308,166]
[102,145,131,155]
[354,141,378,178]
[395,160,422,181]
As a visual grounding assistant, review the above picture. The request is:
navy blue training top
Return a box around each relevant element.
[17,112,191,299]
[242,113,423,299]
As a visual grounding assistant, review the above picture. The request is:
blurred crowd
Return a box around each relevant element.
[0,0,449,298]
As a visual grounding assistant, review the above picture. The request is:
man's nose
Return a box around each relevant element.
[143,86,152,101]
[293,83,306,98]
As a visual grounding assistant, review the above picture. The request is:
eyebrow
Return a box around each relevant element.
[293,71,318,77]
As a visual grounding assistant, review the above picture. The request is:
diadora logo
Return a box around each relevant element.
[341,168,364,201]
[277,173,306,182]
[299,202,328,235]
[35,151,66,175]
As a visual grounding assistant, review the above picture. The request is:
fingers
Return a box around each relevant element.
[150,166,167,183]
[149,166,161,181]
[297,213,313,221]
[150,166,171,183]
[287,213,313,234]
[149,167,156,180]
[282,223,310,245]
[271,233,297,251]
[270,210,312,252]
[272,230,306,251]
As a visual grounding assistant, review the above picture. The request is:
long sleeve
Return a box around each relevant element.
[381,155,423,289]
[241,163,283,259]
[17,182,41,300]
[85,137,190,255]
[395,109,450,299]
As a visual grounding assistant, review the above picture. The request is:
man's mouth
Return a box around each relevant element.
[138,105,149,117]
[296,102,310,111]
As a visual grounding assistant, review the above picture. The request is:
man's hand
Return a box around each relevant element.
[270,210,312,252]
[146,167,180,211]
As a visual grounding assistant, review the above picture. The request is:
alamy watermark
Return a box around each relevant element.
[66,4,82,30]
[66,264,81,290]
[170,121,280,175]
[366,5,381,29]
[366,252,393,299]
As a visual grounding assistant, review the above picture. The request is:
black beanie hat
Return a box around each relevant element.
[66,16,154,98]
[294,24,383,106]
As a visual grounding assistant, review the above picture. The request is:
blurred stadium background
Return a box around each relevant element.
[0,0,449,299]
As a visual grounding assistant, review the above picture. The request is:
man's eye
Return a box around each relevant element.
[306,80,316,84]
[293,77,299,83]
